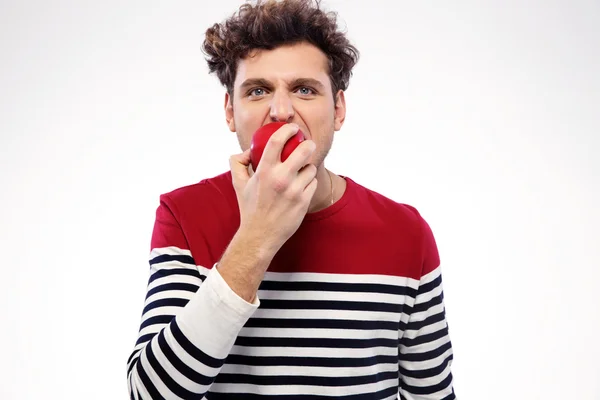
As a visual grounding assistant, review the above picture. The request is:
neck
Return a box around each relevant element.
[307,165,335,214]
[245,163,339,214]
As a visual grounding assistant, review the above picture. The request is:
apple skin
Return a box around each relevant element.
[250,122,305,171]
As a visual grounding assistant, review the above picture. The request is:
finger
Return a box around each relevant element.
[229,149,251,189]
[260,124,303,167]
[237,148,251,165]
[291,163,318,192]
[237,148,256,177]
[302,177,319,203]
[281,139,316,173]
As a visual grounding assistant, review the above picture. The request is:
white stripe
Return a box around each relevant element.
[129,366,151,400]
[147,274,202,292]
[127,348,143,371]
[239,327,398,340]
[162,323,222,378]
[419,266,442,285]
[251,308,401,321]
[264,270,418,287]
[137,323,166,340]
[127,260,455,397]
[413,280,443,304]
[210,378,399,396]
[401,384,454,399]
[150,333,212,395]
[403,319,448,340]
[144,289,196,306]
[220,362,398,377]
[400,348,453,385]
[399,310,411,325]
[138,343,183,400]
[140,306,182,324]
[229,345,398,358]
[149,260,198,270]
[149,246,193,259]
[401,333,451,355]
[406,302,445,325]
[257,289,407,304]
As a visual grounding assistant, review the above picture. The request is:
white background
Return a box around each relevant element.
[1,1,599,399]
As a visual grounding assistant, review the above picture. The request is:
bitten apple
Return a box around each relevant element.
[250,122,305,171]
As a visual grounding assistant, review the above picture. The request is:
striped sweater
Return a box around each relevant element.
[127,171,456,399]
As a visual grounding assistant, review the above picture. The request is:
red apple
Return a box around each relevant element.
[250,122,305,171]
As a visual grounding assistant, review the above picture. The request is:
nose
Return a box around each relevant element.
[269,91,294,123]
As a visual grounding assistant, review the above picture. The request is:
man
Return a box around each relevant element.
[127,0,457,399]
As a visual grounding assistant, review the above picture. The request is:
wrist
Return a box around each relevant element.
[236,224,282,260]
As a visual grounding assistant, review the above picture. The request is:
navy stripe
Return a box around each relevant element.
[148,268,202,284]
[206,385,398,399]
[245,318,398,331]
[400,292,443,318]
[146,282,199,299]
[260,280,416,297]
[402,311,446,332]
[225,354,398,368]
[215,370,398,387]
[127,349,142,376]
[402,371,454,396]
[149,254,195,266]
[145,334,199,399]
[143,298,189,314]
[235,336,397,349]
[136,356,165,399]
[412,293,443,314]
[417,274,442,296]
[441,391,456,400]
[127,348,141,366]
[135,333,156,346]
[399,354,454,379]
[171,320,224,368]
[259,299,403,313]
[128,377,135,400]
[402,326,449,348]
[157,327,215,386]
[401,341,452,363]
[139,314,174,331]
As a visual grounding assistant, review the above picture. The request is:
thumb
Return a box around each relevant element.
[229,148,252,190]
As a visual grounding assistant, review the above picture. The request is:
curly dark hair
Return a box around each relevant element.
[202,0,360,101]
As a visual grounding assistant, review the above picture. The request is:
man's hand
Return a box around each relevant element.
[229,123,318,253]
[215,123,318,303]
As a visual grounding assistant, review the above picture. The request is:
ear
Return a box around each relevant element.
[334,90,346,131]
[224,92,236,132]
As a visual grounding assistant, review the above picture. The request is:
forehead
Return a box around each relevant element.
[234,42,330,86]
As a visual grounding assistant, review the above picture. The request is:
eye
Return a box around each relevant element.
[297,87,315,95]
[248,87,267,97]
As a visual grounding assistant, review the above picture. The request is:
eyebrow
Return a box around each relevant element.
[239,77,326,92]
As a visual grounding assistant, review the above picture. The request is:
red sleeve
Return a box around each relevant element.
[420,215,441,277]
[150,194,190,251]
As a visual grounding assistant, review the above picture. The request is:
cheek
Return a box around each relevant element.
[300,102,332,129]
[233,112,263,150]
[235,101,269,126]
[310,113,335,143]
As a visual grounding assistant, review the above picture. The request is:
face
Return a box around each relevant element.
[224,41,346,169]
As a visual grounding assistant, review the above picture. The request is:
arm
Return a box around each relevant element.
[126,198,274,399]
[127,125,318,399]
[398,215,456,399]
